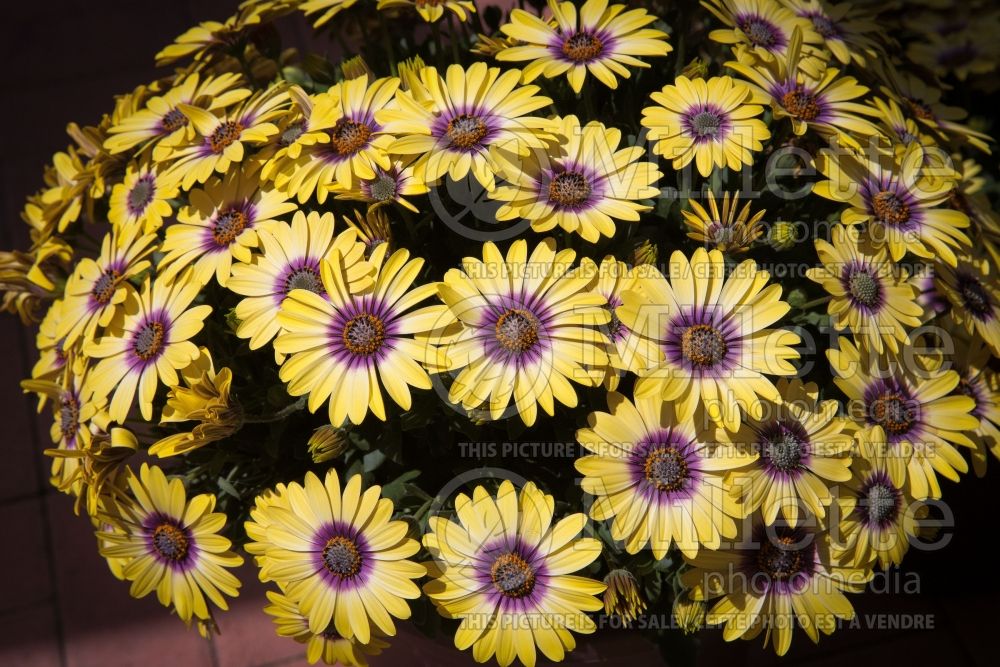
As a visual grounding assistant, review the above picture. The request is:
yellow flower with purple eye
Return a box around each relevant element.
[576,391,753,559]
[812,142,971,267]
[326,160,428,213]
[228,210,374,352]
[428,238,611,427]
[495,0,671,93]
[807,224,923,355]
[703,0,824,74]
[422,480,605,667]
[58,225,157,349]
[641,76,771,178]
[619,248,801,433]
[108,160,179,234]
[726,28,880,146]
[682,519,870,656]
[84,269,211,423]
[245,470,425,641]
[781,0,882,66]
[491,115,662,242]
[104,72,250,155]
[153,85,289,190]
[835,428,921,570]
[934,253,1000,356]
[159,170,298,288]
[379,62,554,191]
[274,244,447,426]
[828,338,978,500]
[99,463,244,626]
[720,378,853,526]
[681,191,767,253]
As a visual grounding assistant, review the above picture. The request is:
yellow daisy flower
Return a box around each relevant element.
[148,349,241,458]
[934,252,1000,355]
[491,115,661,242]
[828,337,978,499]
[423,480,605,667]
[682,519,870,656]
[835,428,921,569]
[780,0,882,66]
[721,378,853,526]
[496,0,671,93]
[428,238,610,426]
[274,244,446,425]
[158,171,298,287]
[58,225,157,348]
[245,470,425,640]
[641,75,771,178]
[84,270,211,423]
[228,210,373,351]
[99,463,243,625]
[576,391,753,559]
[618,248,801,432]
[378,0,475,23]
[154,85,289,190]
[806,224,923,354]
[704,0,824,74]
[378,62,553,191]
[108,160,179,234]
[812,142,971,266]
[270,75,400,200]
[264,590,389,666]
[104,72,250,155]
[326,160,428,213]
[680,191,766,253]
[726,29,880,145]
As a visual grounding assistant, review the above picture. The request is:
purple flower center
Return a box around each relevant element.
[127,175,156,215]
[858,475,901,527]
[871,191,911,225]
[547,171,592,208]
[91,268,121,306]
[757,535,809,581]
[680,323,728,369]
[279,120,307,147]
[161,108,188,133]
[562,32,604,62]
[152,522,190,562]
[368,173,399,202]
[846,265,882,310]
[209,120,243,154]
[643,445,690,493]
[213,208,249,246]
[330,118,373,156]
[133,320,167,361]
[869,390,917,436]
[59,392,80,440]
[446,114,489,150]
[957,272,993,319]
[740,17,782,48]
[760,421,808,473]
[495,308,540,354]
[342,313,386,356]
[285,266,323,294]
[781,88,821,121]
[490,552,536,598]
[322,535,363,578]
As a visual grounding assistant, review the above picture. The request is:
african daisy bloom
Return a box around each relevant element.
[99,464,243,625]
[108,160,179,234]
[946,330,1000,477]
[429,238,610,427]
[618,248,801,432]
[681,191,766,253]
[682,520,870,656]
[575,392,753,559]
[812,142,971,266]
[84,270,211,423]
[720,378,853,526]
[828,338,978,500]
[934,253,1000,356]
[491,115,662,243]
[58,224,157,348]
[270,75,400,200]
[245,470,425,640]
[703,0,824,75]
[158,170,297,287]
[780,0,882,66]
[641,76,771,178]
[264,591,389,666]
[835,429,921,570]
[495,0,671,93]
[228,210,373,351]
[377,0,474,23]
[725,29,880,146]
[274,244,447,426]
[580,256,645,389]
[327,160,428,213]
[104,72,250,155]
[422,480,605,667]
[806,224,923,355]
[379,62,554,191]
[153,85,289,190]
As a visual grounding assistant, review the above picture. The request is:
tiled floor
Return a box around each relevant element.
[1,1,997,666]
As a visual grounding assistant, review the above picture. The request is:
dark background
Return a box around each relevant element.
[0,1,996,665]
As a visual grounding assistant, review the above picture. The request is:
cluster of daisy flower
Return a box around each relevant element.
[2,0,1000,664]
